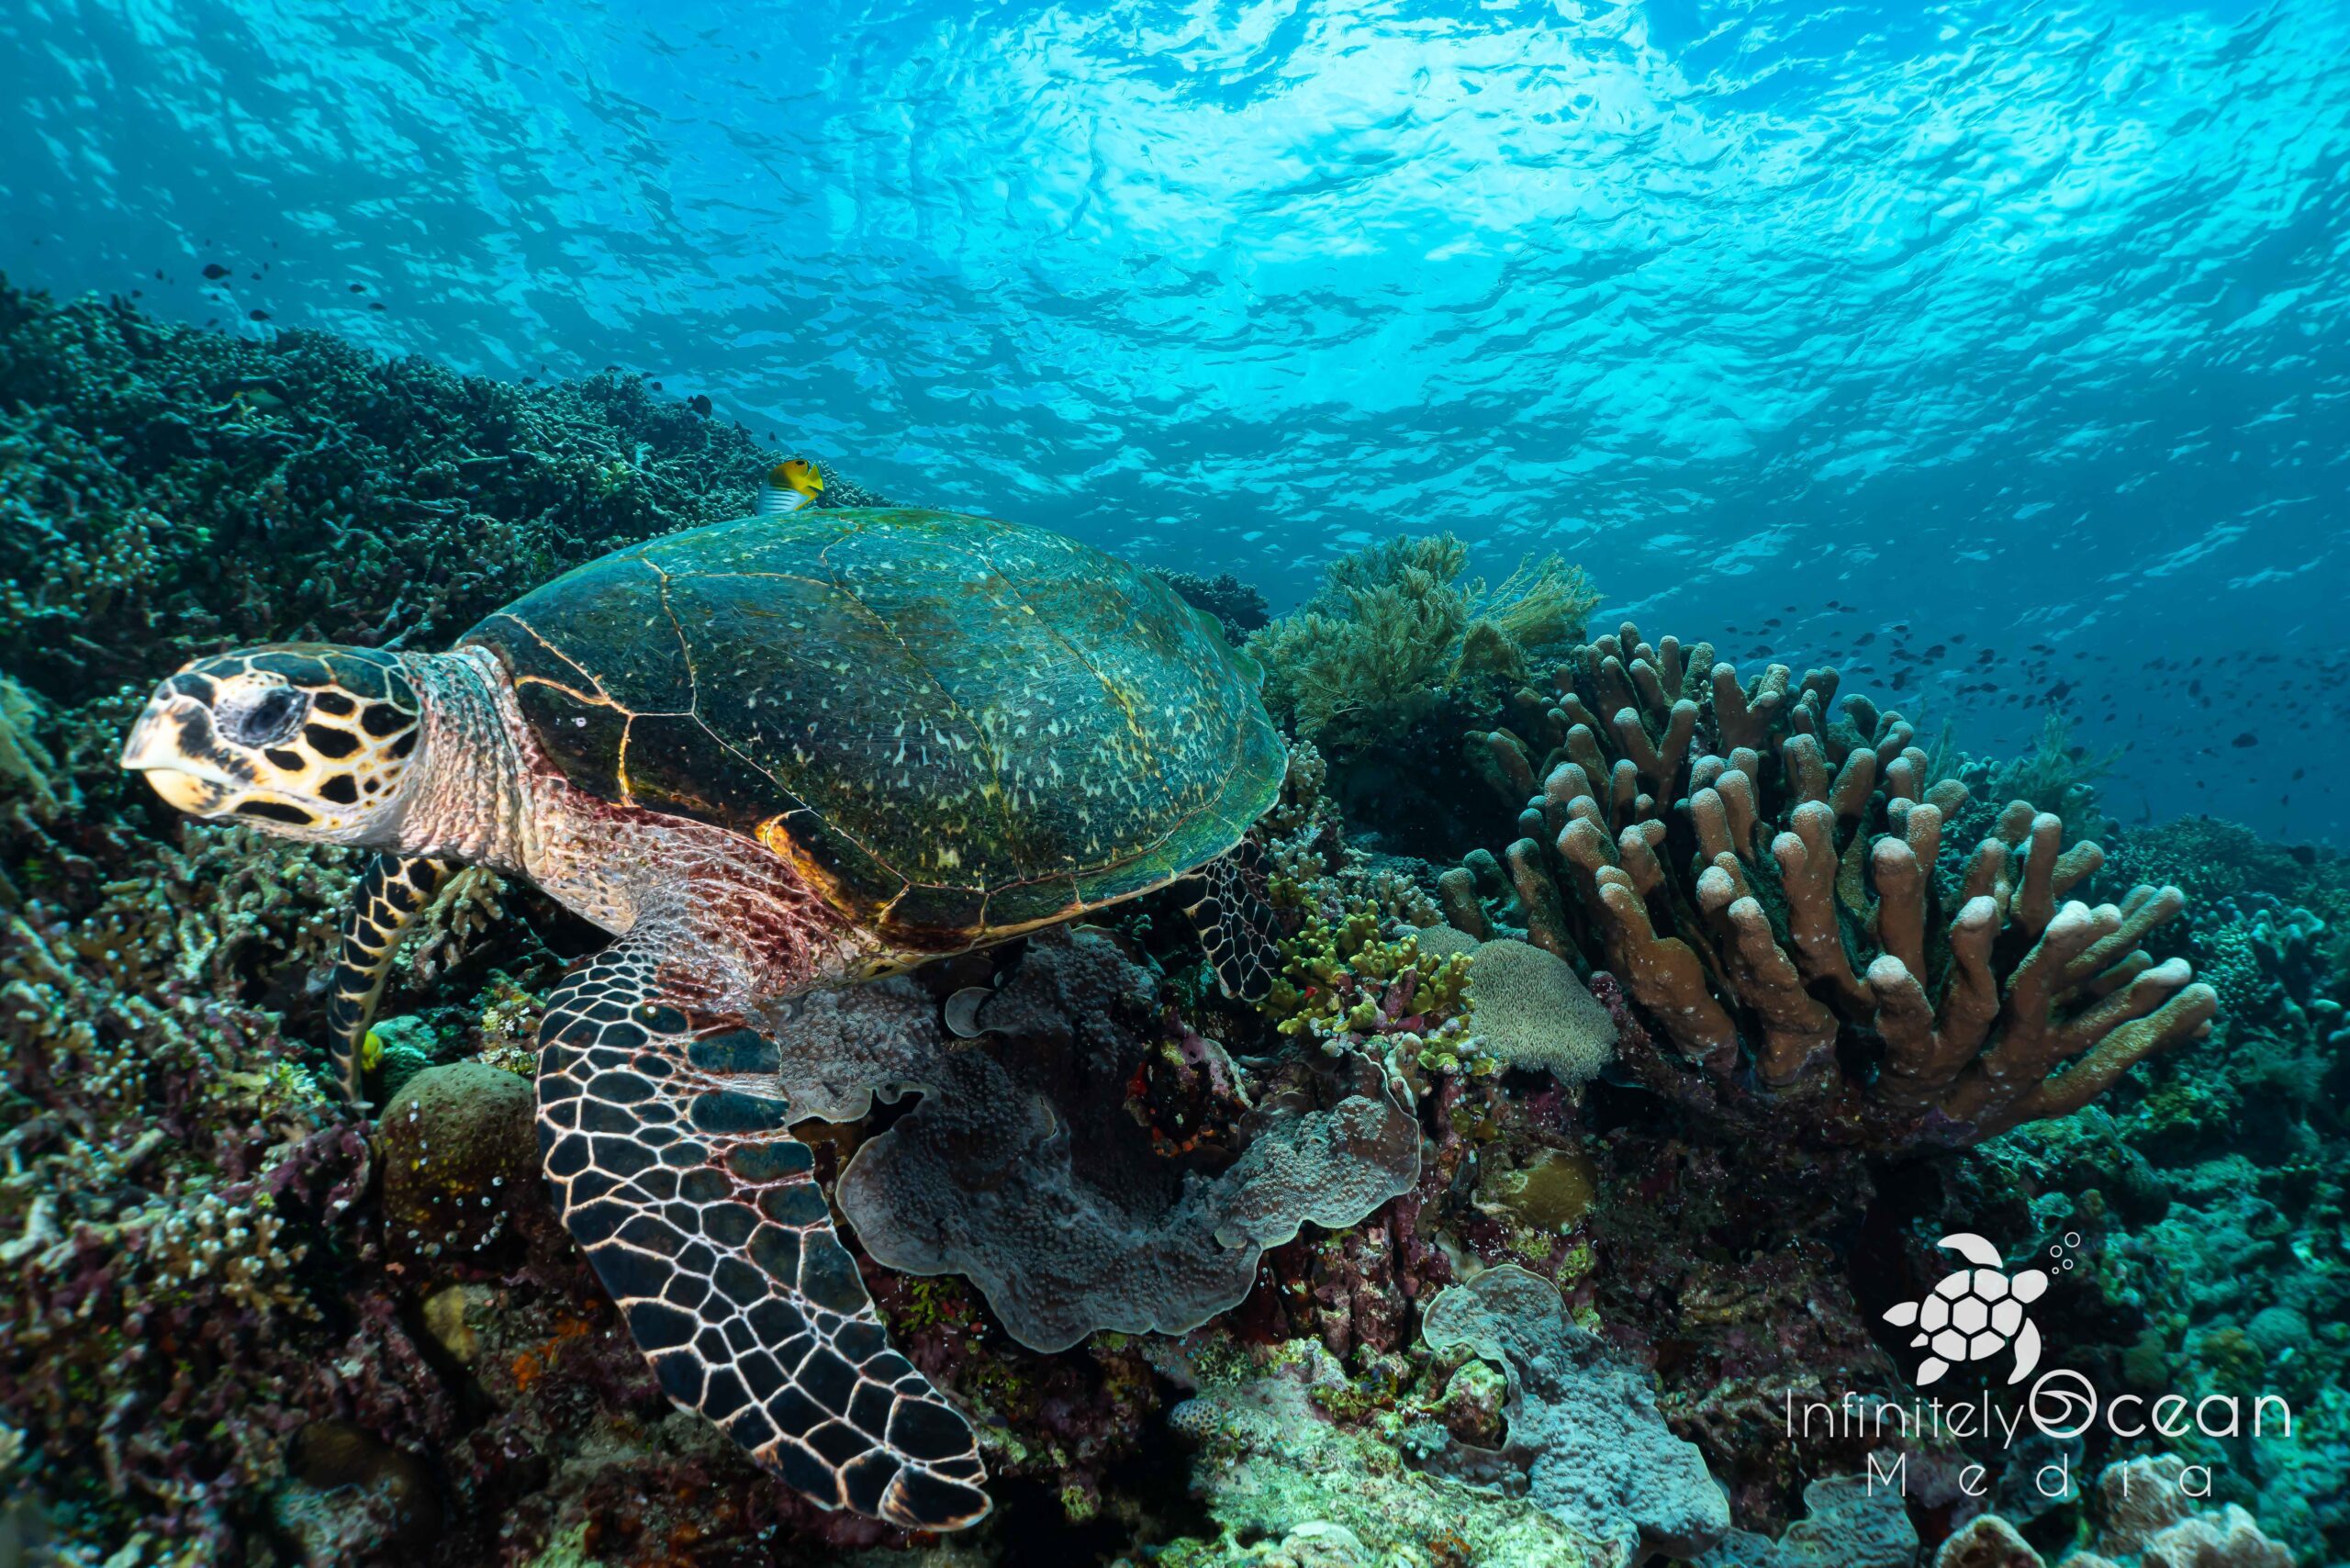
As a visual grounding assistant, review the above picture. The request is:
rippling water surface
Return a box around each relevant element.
[6,0,2345,835]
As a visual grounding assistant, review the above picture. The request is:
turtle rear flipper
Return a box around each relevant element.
[2008,1319,2043,1383]
[534,930,990,1531]
[326,854,451,1105]
[1177,839,1281,1002]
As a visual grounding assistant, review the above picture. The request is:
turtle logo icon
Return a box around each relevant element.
[1884,1233,2050,1385]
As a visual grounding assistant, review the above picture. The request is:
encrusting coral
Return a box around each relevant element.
[1695,1473,1919,1568]
[1416,1264,1729,1560]
[749,927,1422,1355]
[1455,621,2220,1149]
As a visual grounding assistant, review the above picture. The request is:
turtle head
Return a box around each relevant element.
[121,644,425,844]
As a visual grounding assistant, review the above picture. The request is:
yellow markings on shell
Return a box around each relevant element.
[757,816,862,918]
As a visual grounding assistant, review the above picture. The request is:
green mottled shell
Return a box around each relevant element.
[461,509,1285,953]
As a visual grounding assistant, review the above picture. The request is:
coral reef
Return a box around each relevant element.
[6,287,2344,1568]
[1416,1264,1729,1559]
[752,928,1422,1355]
[1456,622,2219,1150]
[1935,1454,2294,1567]
[0,277,878,700]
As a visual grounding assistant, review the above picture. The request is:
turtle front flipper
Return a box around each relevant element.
[534,934,990,1531]
[327,853,451,1104]
[1177,838,1281,1002]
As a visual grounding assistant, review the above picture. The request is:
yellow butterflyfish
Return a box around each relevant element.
[756,457,825,516]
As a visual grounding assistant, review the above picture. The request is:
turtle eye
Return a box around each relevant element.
[224,685,309,748]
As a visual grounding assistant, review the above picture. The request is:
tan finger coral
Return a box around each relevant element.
[1457,621,2218,1151]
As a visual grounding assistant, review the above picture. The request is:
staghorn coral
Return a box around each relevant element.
[1460,621,2218,1150]
[1248,533,1598,757]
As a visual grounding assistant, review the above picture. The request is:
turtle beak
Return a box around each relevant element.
[121,695,239,816]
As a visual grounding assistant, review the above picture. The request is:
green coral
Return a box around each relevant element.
[1148,1338,1599,1568]
[1248,534,1597,756]
[1977,710,2121,834]
[1262,897,1476,1069]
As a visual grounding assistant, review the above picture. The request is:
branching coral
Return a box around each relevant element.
[0,674,73,815]
[1459,621,2218,1150]
[0,280,854,699]
[1247,534,1598,756]
[1263,898,1476,1070]
[1152,568,1271,644]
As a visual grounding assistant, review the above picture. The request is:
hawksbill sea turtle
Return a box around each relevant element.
[118,508,1289,1531]
[1884,1232,2051,1386]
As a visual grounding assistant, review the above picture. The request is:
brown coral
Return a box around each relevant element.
[1418,926,1619,1085]
[1935,1454,2293,1568]
[1461,621,2218,1150]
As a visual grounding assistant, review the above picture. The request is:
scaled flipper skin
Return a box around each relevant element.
[533,931,990,1531]
[1179,839,1281,1002]
[325,853,450,1103]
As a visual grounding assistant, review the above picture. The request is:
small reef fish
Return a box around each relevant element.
[755,457,824,515]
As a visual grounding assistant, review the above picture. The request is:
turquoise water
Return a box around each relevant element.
[5,0,2345,836]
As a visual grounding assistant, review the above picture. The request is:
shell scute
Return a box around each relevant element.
[623,712,809,831]
[512,677,632,801]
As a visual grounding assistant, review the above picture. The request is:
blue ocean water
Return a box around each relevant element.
[4,0,2344,839]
